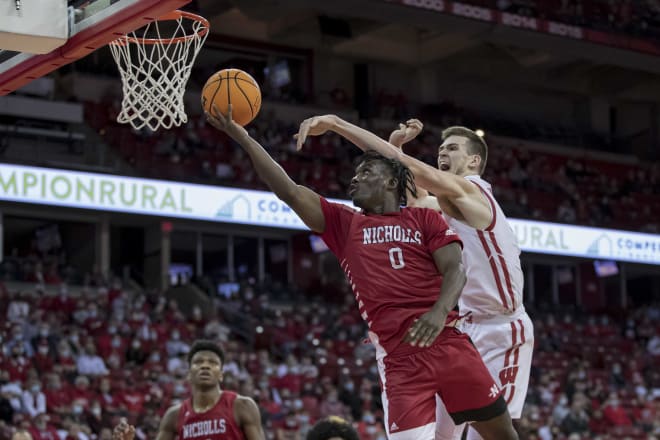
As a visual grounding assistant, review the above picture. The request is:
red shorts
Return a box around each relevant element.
[378,328,507,437]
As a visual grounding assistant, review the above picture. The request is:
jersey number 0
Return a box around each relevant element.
[388,247,405,269]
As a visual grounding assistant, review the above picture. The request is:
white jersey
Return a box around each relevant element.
[445,175,524,316]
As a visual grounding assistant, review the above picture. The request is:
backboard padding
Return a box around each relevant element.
[0,0,191,95]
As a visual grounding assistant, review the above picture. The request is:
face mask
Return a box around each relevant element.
[108,327,117,335]
[38,347,49,355]
[72,405,83,415]
[31,385,41,393]
[40,330,49,337]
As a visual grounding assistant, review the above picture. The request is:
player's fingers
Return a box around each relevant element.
[399,123,406,130]
[296,122,310,150]
[421,326,440,347]
[422,331,439,347]
[227,103,233,121]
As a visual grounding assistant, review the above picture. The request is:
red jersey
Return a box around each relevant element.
[319,198,461,358]
[176,391,245,440]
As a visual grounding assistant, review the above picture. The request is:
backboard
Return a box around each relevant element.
[0,0,192,95]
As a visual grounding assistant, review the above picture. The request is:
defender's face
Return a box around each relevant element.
[188,350,223,387]
[348,160,392,210]
[437,135,475,175]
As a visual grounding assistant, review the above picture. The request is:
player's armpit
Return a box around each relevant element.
[235,396,266,440]
[447,190,492,230]
[155,405,180,440]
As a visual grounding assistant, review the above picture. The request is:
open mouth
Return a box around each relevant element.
[439,163,450,171]
[348,185,357,196]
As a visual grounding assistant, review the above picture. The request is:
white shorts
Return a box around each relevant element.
[435,308,534,440]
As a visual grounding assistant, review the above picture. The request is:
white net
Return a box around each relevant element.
[109,11,209,131]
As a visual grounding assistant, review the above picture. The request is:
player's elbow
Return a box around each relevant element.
[276,184,302,205]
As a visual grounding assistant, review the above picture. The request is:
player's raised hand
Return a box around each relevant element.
[404,307,448,347]
[206,104,248,139]
[389,119,423,148]
[112,418,136,440]
[294,115,337,151]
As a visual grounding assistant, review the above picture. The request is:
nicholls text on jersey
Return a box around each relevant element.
[181,419,227,438]
[362,225,422,245]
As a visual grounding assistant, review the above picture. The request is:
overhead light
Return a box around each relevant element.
[475,129,485,137]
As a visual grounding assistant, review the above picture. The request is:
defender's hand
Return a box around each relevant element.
[389,119,423,148]
[112,418,136,440]
[205,104,248,140]
[294,115,337,150]
[404,307,448,347]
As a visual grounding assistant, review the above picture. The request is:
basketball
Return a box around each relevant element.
[201,68,262,126]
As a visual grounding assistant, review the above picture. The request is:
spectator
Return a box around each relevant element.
[28,413,59,440]
[6,292,30,324]
[602,392,632,426]
[560,400,589,436]
[76,344,109,376]
[21,379,46,418]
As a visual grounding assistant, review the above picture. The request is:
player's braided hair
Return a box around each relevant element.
[356,150,417,206]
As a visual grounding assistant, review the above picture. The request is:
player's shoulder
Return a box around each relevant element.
[320,197,357,214]
[163,402,183,420]
[404,204,445,221]
[233,394,260,420]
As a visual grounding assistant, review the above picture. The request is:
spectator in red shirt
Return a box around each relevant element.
[43,374,69,416]
[53,341,77,380]
[3,344,32,383]
[28,413,59,440]
[602,393,632,426]
[318,387,349,420]
[68,376,94,408]
[32,342,54,374]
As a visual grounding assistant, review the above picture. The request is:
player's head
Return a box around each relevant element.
[306,416,360,440]
[438,126,488,176]
[11,431,33,440]
[350,150,417,211]
[187,340,225,389]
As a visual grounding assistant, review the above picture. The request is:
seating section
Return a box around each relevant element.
[1,281,659,439]
[84,99,660,233]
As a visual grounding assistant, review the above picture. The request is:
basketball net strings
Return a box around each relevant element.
[110,17,207,131]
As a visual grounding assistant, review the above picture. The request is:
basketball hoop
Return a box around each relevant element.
[109,10,209,131]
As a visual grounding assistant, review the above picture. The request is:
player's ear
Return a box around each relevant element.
[387,177,399,190]
[469,154,481,171]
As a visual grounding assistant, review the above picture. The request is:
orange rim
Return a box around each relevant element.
[110,10,209,46]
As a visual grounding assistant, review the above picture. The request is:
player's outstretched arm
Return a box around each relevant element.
[206,105,325,233]
[235,396,266,440]
[155,405,180,440]
[297,115,491,229]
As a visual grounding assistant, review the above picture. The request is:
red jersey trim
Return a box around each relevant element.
[477,230,511,311]
[487,231,517,311]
